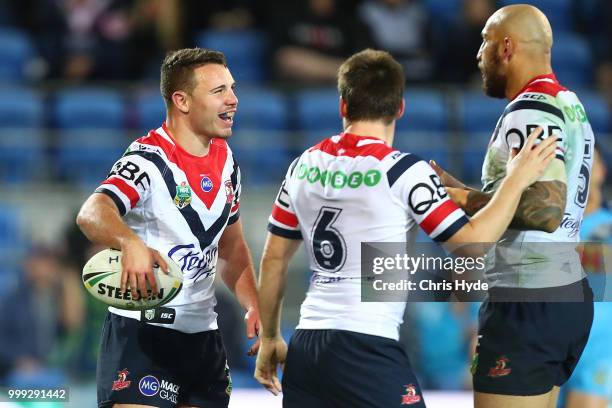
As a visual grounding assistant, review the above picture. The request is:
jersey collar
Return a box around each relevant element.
[511,73,559,100]
[339,132,385,146]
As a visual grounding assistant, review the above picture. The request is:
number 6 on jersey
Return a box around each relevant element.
[311,207,347,272]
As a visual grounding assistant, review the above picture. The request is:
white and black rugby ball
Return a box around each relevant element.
[82,248,183,310]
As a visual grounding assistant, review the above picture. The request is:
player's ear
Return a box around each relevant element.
[172,91,190,114]
[396,98,405,120]
[339,96,348,119]
[503,36,515,62]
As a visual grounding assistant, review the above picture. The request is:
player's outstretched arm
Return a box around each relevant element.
[218,219,261,355]
[447,130,567,233]
[76,193,167,299]
[449,176,566,232]
[255,232,301,395]
[447,127,558,244]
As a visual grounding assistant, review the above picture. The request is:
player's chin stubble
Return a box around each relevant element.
[481,56,507,99]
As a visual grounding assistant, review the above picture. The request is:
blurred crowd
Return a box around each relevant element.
[0,0,609,99]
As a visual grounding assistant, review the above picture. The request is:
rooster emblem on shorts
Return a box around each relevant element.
[488,356,512,377]
[111,369,131,391]
[401,384,421,405]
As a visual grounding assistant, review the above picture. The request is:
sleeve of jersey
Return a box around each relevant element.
[94,155,153,217]
[267,159,302,240]
[502,101,567,162]
[228,159,241,225]
[389,155,469,242]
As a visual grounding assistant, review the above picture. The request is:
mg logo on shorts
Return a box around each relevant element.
[139,375,160,397]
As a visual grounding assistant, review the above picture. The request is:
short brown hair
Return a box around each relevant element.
[160,48,227,107]
[337,49,405,124]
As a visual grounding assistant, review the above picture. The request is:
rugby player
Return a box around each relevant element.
[432,5,595,408]
[77,48,260,408]
[254,48,557,407]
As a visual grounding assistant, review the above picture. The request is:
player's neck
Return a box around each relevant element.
[343,121,395,146]
[505,61,553,100]
[165,117,211,157]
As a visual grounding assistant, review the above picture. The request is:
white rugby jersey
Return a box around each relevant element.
[268,133,469,340]
[481,73,595,288]
[95,123,241,333]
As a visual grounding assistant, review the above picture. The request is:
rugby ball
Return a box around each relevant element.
[82,248,183,310]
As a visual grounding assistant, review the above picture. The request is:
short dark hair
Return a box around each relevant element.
[337,49,405,124]
[160,48,227,107]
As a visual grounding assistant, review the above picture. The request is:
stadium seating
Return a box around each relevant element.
[0,87,46,184]
[395,90,450,163]
[53,88,125,130]
[0,82,606,188]
[134,89,166,134]
[294,88,342,158]
[459,92,508,134]
[55,130,129,187]
[52,89,127,185]
[230,128,291,186]
[297,89,448,129]
[0,27,36,82]
[422,0,462,24]
[579,91,611,135]
[397,90,449,132]
[196,29,268,83]
[394,131,450,167]
[458,92,507,181]
[295,88,341,133]
[552,32,593,88]
[0,87,44,128]
[229,88,291,184]
[232,87,289,131]
[0,129,46,184]
[0,203,24,289]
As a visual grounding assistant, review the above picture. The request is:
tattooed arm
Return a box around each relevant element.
[447,160,567,233]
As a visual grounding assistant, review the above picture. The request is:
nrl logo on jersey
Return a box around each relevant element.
[174,182,192,209]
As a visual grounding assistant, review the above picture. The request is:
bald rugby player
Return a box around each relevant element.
[432,5,596,408]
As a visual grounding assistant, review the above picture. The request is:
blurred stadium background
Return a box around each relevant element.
[0,0,609,407]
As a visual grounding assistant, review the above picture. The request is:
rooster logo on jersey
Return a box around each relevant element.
[224,180,234,205]
[174,182,192,209]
